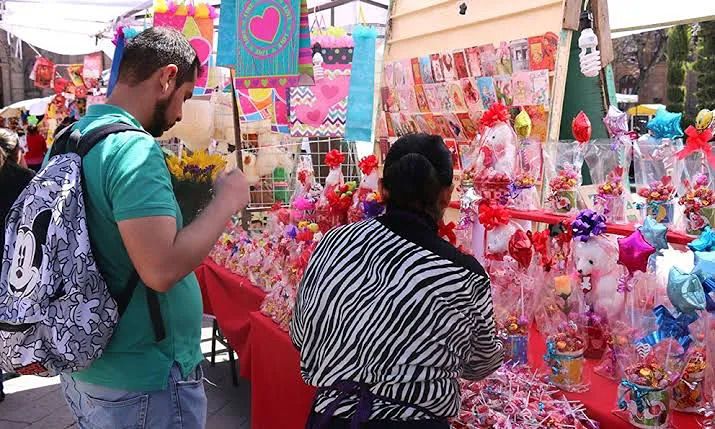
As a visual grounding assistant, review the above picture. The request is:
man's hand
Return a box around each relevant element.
[119,167,251,293]
[214,168,250,214]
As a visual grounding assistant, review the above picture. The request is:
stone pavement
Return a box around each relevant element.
[0,319,251,429]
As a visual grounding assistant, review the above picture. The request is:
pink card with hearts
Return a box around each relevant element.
[290,35,352,137]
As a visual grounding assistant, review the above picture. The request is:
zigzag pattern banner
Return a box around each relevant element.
[290,54,352,138]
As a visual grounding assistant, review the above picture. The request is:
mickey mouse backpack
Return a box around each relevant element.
[0,123,164,376]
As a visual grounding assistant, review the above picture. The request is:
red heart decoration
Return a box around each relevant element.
[321,85,339,100]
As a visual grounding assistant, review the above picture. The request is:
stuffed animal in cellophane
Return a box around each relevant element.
[316,150,355,231]
[348,155,384,223]
[468,103,518,201]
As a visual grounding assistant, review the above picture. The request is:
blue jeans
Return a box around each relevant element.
[60,363,207,429]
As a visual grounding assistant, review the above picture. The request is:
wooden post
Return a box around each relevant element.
[591,0,614,67]
[562,0,582,31]
[230,69,250,230]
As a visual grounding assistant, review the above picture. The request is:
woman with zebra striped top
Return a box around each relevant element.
[290,133,503,428]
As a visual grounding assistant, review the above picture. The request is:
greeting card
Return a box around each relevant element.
[390,112,407,137]
[524,105,548,142]
[478,44,497,77]
[494,75,513,106]
[447,82,468,112]
[531,69,550,105]
[381,86,399,112]
[376,111,388,138]
[511,71,533,106]
[457,112,479,141]
[440,52,457,81]
[495,41,513,75]
[444,138,462,169]
[397,86,419,113]
[459,142,475,171]
[414,84,431,113]
[411,58,424,85]
[393,59,413,86]
[419,56,435,84]
[454,51,469,79]
[424,84,443,112]
[436,83,455,112]
[431,54,445,82]
[528,32,558,71]
[413,113,433,134]
[510,38,530,72]
[433,114,455,138]
[465,47,482,77]
[460,78,484,112]
[385,112,395,137]
[476,77,497,109]
[444,113,466,140]
[401,112,419,135]
[383,62,395,87]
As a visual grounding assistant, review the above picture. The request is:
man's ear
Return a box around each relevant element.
[158,65,179,94]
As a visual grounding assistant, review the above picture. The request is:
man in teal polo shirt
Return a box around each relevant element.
[57,27,249,428]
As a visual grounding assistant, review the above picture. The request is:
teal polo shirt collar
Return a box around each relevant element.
[84,104,144,129]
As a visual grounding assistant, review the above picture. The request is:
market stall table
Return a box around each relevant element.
[195,258,266,376]
[195,268,703,428]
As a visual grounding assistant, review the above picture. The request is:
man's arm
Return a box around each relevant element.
[118,168,249,293]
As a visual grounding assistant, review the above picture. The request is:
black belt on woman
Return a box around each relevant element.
[306,380,442,429]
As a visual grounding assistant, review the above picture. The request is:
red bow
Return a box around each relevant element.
[358,155,378,175]
[478,202,510,231]
[481,102,510,128]
[677,126,715,167]
[325,149,346,169]
[438,220,457,245]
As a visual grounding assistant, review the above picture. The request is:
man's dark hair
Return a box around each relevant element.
[118,27,201,87]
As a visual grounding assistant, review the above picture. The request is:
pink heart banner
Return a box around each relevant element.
[289,36,352,137]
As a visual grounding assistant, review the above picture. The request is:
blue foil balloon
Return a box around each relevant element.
[694,251,715,278]
[689,226,715,252]
[639,217,668,255]
[667,267,707,315]
[647,108,683,139]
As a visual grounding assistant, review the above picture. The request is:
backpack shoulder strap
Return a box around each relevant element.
[59,122,164,342]
[75,123,149,158]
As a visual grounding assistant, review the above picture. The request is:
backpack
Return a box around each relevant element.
[0,123,165,377]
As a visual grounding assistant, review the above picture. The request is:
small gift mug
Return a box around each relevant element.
[504,334,528,365]
[619,382,670,429]
[685,207,715,236]
[671,370,705,413]
[546,344,585,390]
[643,201,674,225]
[552,190,577,214]
[596,194,626,224]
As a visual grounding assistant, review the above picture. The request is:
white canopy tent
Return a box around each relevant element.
[610,0,715,38]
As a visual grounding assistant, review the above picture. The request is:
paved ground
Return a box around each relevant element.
[0,319,251,429]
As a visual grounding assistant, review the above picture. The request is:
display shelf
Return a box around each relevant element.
[448,202,695,245]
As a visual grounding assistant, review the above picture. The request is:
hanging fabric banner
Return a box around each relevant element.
[296,0,314,86]
[83,52,103,89]
[67,64,85,87]
[289,31,353,137]
[153,0,217,95]
[216,0,237,67]
[345,25,377,141]
[236,0,301,85]
[237,86,290,134]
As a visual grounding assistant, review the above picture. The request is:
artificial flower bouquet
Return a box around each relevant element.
[166,149,227,225]
[679,174,715,235]
[637,176,676,226]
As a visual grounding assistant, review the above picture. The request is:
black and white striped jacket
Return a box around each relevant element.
[290,209,503,420]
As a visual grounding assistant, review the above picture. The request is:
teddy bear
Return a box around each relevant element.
[572,236,624,321]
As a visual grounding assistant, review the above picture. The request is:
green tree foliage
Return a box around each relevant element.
[695,21,715,110]
[666,25,688,112]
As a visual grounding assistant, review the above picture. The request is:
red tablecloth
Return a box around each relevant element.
[195,258,266,376]
[528,327,702,429]
[195,263,702,428]
[248,312,317,429]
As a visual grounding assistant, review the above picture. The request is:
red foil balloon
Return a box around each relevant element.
[617,230,655,275]
[572,111,592,143]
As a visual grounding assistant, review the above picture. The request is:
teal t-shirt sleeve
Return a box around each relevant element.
[106,135,178,222]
